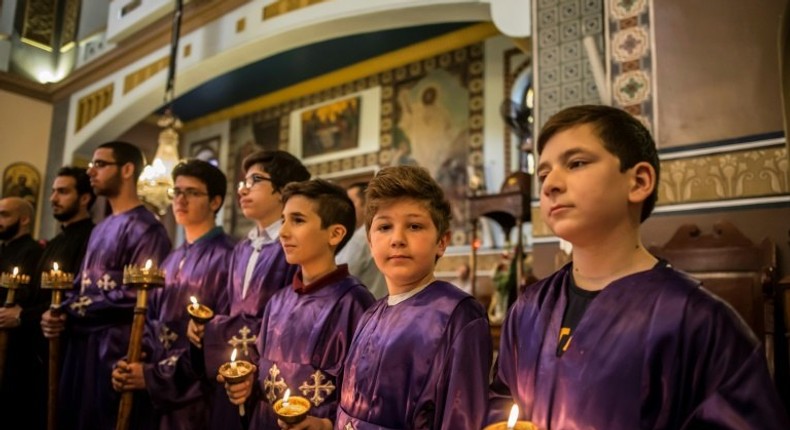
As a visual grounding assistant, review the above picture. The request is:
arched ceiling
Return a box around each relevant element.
[169,22,476,122]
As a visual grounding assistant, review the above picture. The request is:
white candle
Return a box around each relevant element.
[190,296,199,311]
[282,388,291,407]
[506,404,519,430]
[230,348,238,371]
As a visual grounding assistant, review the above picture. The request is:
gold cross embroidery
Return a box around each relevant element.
[263,363,288,403]
[298,370,336,407]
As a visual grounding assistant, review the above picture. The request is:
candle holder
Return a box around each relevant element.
[218,359,254,416]
[483,421,537,430]
[117,260,165,430]
[41,265,75,430]
[186,303,214,324]
[42,269,75,310]
[0,268,30,306]
[273,394,311,425]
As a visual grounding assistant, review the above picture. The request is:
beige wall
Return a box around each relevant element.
[655,0,786,147]
[0,88,53,237]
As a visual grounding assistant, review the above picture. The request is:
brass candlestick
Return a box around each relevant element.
[116,260,165,430]
[273,389,311,425]
[186,296,214,324]
[41,264,75,430]
[0,267,30,388]
[218,348,254,417]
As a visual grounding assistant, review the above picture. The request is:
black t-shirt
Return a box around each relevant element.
[556,273,600,357]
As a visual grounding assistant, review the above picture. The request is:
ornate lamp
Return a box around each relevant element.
[137,0,184,215]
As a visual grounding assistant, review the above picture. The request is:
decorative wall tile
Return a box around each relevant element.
[658,146,789,205]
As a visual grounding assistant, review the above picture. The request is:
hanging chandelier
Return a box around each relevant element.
[138,0,184,215]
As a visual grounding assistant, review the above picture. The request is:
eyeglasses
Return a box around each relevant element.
[88,160,121,169]
[237,174,273,191]
[167,187,209,200]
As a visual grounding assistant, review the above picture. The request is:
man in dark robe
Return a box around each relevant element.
[41,141,171,430]
[0,196,44,429]
[111,159,235,430]
[10,167,95,430]
[187,150,309,429]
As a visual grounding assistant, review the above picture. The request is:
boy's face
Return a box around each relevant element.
[368,198,449,292]
[171,175,217,228]
[537,124,635,245]
[238,164,282,223]
[280,195,342,267]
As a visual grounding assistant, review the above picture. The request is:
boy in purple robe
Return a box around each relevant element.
[223,179,376,429]
[110,159,235,430]
[336,165,492,430]
[40,141,171,430]
[186,150,310,428]
[488,105,790,429]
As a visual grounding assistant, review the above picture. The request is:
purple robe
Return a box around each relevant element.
[59,205,171,430]
[139,228,235,430]
[488,263,790,429]
[249,271,375,429]
[199,238,297,428]
[337,281,492,429]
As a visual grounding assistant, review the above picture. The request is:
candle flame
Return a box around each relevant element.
[53,262,59,272]
[13,267,18,276]
[144,259,153,270]
[230,348,237,363]
[283,388,290,405]
[507,404,519,429]
[190,296,198,306]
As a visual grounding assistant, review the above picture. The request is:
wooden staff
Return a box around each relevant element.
[116,261,164,430]
[0,268,29,387]
[41,265,74,430]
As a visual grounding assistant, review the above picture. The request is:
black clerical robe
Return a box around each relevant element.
[0,233,45,429]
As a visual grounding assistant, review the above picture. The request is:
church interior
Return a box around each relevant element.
[1,0,789,418]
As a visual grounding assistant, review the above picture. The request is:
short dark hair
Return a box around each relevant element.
[281,179,356,254]
[242,150,310,193]
[365,165,452,238]
[172,159,228,213]
[537,105,660,222]
[97,141,146,182]
[348,182,368,205]
[57,166,96,209]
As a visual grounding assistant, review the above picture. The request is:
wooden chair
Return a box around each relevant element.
[649,221,779,375]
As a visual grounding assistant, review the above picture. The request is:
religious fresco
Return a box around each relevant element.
[225,43,485,244]
[299,95,361,159]
[2,162,40,211]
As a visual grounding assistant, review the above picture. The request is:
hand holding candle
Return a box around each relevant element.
[218,348,254,416]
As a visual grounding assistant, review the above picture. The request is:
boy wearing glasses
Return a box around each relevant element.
[110,159,235,429]
[187,150,310,429]
[41,141,171,430]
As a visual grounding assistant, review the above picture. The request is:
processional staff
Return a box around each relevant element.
[0,267,30,387]
[115,260,164,430]
[41,262,74,430]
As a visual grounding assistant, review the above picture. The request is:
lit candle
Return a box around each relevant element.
[282,388,291,407]
[12,267,18,277]
[144,259,153,272]
[506,404,519,430]
[230,348,238,371]
[53,262,60,273]
[190,296,199,311]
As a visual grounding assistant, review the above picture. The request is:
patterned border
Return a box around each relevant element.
[608,0,656,133]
